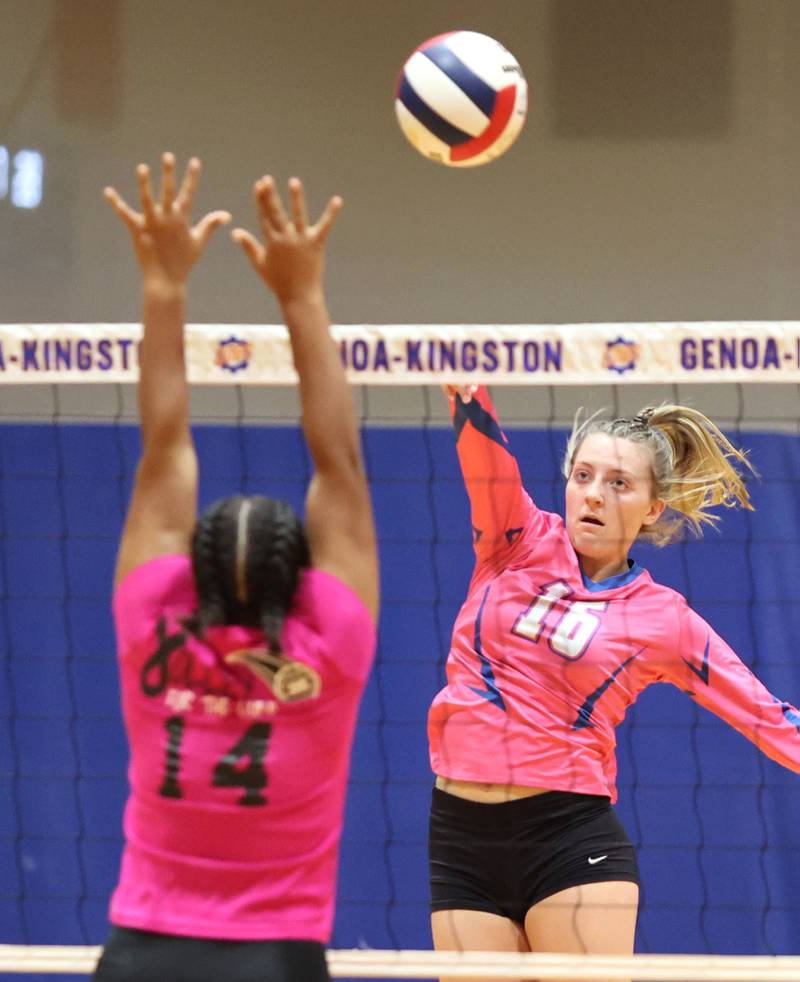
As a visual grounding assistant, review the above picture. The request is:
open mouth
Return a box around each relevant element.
[579,515,604,527]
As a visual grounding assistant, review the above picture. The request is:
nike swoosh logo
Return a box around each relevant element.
[587,855,608,865]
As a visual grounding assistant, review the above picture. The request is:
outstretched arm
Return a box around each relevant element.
[233,177,378,620]
[670,603,800,774]
[445,384,533,562]
[104,153,230,587]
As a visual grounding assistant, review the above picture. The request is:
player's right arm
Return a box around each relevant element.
[233,177,378,621]
[445,384,533,562]
[104,154,230,588]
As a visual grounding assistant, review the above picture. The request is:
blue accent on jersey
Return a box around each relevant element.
[572,647,645,730]
[452,398,469,441]
[397,75,472,148]
[580,559,645,593]
[468,585,507,712]
[505,527,523,545]
[777,699,800,732]
[454,394,510,453]
[682,635,711,686]
[421,42,497,118]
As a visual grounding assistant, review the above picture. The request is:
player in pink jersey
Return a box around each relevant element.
[93,154,377,982]
[429,384,800,981]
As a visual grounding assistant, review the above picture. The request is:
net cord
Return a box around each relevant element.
[2,946,800,980]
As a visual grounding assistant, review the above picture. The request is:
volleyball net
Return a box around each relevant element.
[4,945,800,979]
[1,322,799,981]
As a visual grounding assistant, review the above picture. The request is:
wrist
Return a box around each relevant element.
[142,280,187,305]
[279,290,327,315]
[281,294,330,333]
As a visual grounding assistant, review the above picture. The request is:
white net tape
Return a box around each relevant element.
[1,322,800,384]
[2,947,800,980]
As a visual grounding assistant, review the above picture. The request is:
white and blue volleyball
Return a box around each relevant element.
[395,31,527,167]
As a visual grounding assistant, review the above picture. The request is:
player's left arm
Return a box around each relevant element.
[233,176,378,622]
[668,602,800,773]
[104,153,230,587]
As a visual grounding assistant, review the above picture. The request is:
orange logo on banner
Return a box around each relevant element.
[603,337,640,375]
[215,336,252,374]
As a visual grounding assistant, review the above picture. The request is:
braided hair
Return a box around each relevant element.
[187,495,309,653]
[563,405,756,545]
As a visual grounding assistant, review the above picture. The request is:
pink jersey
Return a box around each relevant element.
[110,554,375,942]
[429,387,800,801]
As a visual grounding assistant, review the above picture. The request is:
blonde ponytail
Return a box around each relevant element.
[563,405,755,546]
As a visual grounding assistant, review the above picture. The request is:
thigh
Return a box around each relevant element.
[517,796,639,917]
[432,909,528,982]
[429,789,511,922]
[524,881,639,982]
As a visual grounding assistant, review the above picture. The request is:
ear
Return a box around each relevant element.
[641,497,666,527]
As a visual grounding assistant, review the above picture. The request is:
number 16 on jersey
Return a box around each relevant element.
[512,580,607,661]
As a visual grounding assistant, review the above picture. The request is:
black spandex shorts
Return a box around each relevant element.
[92,926,330,982]
[429,786,639,925]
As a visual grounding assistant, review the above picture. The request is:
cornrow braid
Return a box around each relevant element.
[188,495,309,651]
[563,405,756,546]
[243,498,309,653]
[188,498,231,630]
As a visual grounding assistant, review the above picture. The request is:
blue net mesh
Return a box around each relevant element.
[1,381,799,981]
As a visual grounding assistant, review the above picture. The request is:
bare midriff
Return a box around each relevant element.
[435,775,553,804]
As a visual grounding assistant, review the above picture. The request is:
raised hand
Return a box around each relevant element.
[104,152,230,294]
[443,384,478,403]
[232,176,342,305]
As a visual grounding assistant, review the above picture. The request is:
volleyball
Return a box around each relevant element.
[395,31,528,167]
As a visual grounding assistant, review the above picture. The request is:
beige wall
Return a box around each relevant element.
[1,0,799,327]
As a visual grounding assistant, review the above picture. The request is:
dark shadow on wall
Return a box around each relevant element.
[550,0,733,138]
[56,0,121,126]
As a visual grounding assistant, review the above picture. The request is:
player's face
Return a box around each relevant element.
[565,433,665,580]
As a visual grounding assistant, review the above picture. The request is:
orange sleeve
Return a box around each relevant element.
[451,386,534,562]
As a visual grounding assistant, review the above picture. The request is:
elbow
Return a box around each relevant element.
[316,445,365,482]
[140,418,193,455]
[336,448,366,479]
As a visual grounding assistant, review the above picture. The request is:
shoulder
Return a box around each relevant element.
[287,567,377,680]
[503,505,564,558]
[295,567,376,633]
[634,578,710,663]
[113,554,195,647]
[499,509,575,575]
[640,578,696,621]
[627,572,688,631]
[114,553,194,607]
[540,507,565,531]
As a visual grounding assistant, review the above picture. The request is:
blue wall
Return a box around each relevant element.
[1,420,799,974]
